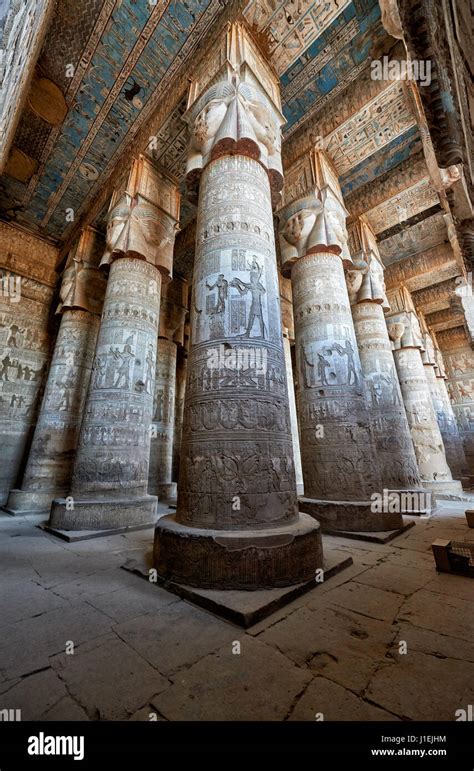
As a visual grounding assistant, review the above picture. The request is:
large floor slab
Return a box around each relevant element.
[0,502,473,721]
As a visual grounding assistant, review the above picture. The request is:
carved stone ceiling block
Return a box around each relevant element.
[365,178,439,235]
[378,212,448,265]
[325,82,416,176]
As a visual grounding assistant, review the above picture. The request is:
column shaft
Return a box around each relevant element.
[6,309,99,512]
[172,345,187,483]
[283,332,304,495]
[294,252,375,499]
[148,337,177,499]
[393,346,460,493]
[352,301,420,489]
[426,363,466,478]
[50,257,161,529]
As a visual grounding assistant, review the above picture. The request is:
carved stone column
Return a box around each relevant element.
[172,333,188,485]
[386,288,462,495]
[148,276,187,500]
[420,325,466,481]
[49,157,180,532]
[5,227,106,514]
[283,328,304,496]
[154,23,322,589]
[346,218,422,499]
[433,344,468,477]
[437,326,474,475]
[278,148,398,533]
[280,272,303,495]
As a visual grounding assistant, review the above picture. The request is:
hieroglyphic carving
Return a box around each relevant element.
[148,337,177,499]
[243,0,351,74]
[438,327,474,471]
[0,222,58,285]
[5,227,106,512]
[386,302,459,491]
[422,336,467,478]
[347,217,420,490]
[69,258,160,499]
[326,83,417,176]
[155,21,321,589]
[365,178,439,234]
[378,212,448,265]
[277,151,385,513]
[291,250,382,502]
[384,243,459,292]
[0,272,52,504]
[178,154,296,528]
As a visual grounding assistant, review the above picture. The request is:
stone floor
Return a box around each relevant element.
[1,502,473,722]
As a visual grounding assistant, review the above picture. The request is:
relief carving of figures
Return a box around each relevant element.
[334,340,358,385]
[112,343,134,389]
[206,274,228,314]
[300,339,358,387]
[92,334,137,391]
[230,257,266,339]
[144,344,155,395]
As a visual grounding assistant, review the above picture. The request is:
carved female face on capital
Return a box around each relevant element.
[193,98,227,147]
[106,198,130,255]
[284,209,316,245]
[345,269,363,298]
[245,99,278,154]
[128,202,174,265]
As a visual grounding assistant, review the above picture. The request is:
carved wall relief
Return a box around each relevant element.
[0,272,53,503]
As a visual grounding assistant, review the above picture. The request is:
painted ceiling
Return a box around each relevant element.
[0,0,436,266]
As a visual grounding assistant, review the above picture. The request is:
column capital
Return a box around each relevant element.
[346,217,389,309]
[57,226,106,316]
[277,147,350,275]
[183,21,285,206]
[101,155,180,279]
[386,285,424,349]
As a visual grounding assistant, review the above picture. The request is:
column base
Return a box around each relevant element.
[157,483,177,501]
[154,513,323,590]
[299,496,404,532]
[421,478,466,498]
[48,494,158,531]
[3,487,66,516]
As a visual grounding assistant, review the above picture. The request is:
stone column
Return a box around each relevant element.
[278,148,399,533]
[431,333,468,479]
[279,273,304,495]
[346,218,422,500]
[49,156,180,532]
[172,338,188,484]
[148,276,187,500]
[154,22,322,589]
[386,288,462,495]
[436,326,474,474]
[283,328,304,496]
[5,227,106,514]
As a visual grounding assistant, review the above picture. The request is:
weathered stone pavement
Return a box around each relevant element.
[1,502,473,721]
